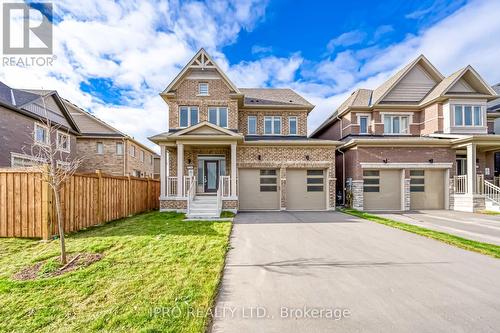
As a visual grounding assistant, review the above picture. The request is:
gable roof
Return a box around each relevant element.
[239,88,313,109]
[488,83,500,112]
[371,54,444,105]
[162,48,240,95]
[420,65,497,105]
[0,83,80,133]
[149,121,243,144]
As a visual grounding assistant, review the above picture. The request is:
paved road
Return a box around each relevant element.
[374,210,500,245]
[211,211,500,333]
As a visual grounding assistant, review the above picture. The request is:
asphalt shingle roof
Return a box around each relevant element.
[239,88,313,108]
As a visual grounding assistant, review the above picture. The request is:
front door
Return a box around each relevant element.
[204,161,219,192]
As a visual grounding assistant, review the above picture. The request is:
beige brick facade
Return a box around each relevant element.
[238,109,308,136]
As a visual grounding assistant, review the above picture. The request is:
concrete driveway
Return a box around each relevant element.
[211,211,500,333]
[373,210,500,245]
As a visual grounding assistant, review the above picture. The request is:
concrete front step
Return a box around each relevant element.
[486,199,500,212]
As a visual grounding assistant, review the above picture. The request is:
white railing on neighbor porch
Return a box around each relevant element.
[220,176,231,198]
[167,176,178,197]
[186,176,196,215]
[485,180,500,205]
[454,175,467,194]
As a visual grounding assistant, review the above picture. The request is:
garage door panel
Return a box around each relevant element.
[239,169,279,210]
[287,169,326,210]
[410,169,445,210]
[364,169,401,211]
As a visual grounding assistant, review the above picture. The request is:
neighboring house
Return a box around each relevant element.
[311,55,500,212]
[487,83,500,175]
[0,82,79,168]
[149,49,339,217]
[62,99,159,178]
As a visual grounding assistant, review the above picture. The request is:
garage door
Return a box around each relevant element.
[239,169,280,210]
[410,169,445,210]
[287,169,327,210]
[363,169,402,210]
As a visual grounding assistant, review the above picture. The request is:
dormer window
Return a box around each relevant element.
[198,83,209,96]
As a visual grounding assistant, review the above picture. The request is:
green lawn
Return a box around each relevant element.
[341,208,500,258]
[0,211,232,333]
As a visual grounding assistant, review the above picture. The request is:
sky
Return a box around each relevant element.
[1,0,500,153]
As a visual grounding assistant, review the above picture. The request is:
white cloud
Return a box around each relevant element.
[326,30,366,52]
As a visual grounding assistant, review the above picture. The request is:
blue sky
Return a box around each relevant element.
[2,0,499,152]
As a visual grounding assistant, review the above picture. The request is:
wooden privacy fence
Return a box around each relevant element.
[0,169,160,239]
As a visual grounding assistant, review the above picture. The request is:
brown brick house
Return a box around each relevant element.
[63,99,159,178]
[311,55,500,212]
[149,49,340,217]
[0,82,79,168]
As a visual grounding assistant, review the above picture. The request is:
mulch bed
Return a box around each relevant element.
[12,253,103,281]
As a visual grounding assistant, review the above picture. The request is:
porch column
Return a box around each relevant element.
[231,143,237,197]
[466,143,477,194]
[177,143,184,197]
[160,144,166,197]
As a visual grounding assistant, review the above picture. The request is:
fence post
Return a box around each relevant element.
[127,174,132,216]
[147,177,151,210]
[41,165,52,240]
[96,170,103,223]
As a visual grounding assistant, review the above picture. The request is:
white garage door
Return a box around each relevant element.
[239,169,280,210]
[410,169,445,210]
[363,169,402,211]
[287,169,327,210]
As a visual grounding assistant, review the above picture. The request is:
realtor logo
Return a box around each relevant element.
[3,2,53,55]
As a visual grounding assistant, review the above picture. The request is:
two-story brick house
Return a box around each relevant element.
[0,82,79,168]
[311,55,500,212]
[149,49,340,217]
[63,99,159,178]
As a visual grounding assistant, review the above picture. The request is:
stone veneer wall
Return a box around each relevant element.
[351,180,364,210]
[403,178,411,211]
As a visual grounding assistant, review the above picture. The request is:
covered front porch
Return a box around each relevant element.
[451,136,500,212]
[151,122,243,217]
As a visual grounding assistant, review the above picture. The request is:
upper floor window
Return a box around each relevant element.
[130,145,136,157]
[56,131,70,152]
[289,117,297,135]
[208,107,228,128]
[96,142,104,155]
[140,150,145,162]
[248,116,257,135]
[383,115,409,134]
[198,83,209,96]
[179,106,199,128]
[264,116,281,135]
[116,142,123,155]
[358,115,369,134]
[454,105,482,126]
[150,155,153,165]
[34,123,48,145]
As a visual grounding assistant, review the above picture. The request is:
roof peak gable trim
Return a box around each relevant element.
[442,65,497,97]
[170,121,243,138]
[372,54,444,105]
[161,48,240,95]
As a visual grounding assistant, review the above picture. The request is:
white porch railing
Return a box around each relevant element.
[186,176,196,215]
[167,176,178,197]
[220,176,231,198]
[485,180,500,205]
[454,175,467,194]
[216,178,222,217]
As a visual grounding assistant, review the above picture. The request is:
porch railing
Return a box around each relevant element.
[216,177,222,217]
[220,176,231,198]
[454,175,467,194]
[485,180,500,205]
[167,176,178,197]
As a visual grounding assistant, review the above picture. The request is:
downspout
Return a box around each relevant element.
[336,114,346,206]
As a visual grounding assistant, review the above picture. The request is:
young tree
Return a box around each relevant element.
[24,95,84,265]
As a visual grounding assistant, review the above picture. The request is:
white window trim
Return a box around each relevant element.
[10,152,46,167]
[116,142,124,155]
[34,123,49,146]
[197,82,209,96]
[264,116,282,135]
[208,107,229,128]
[56,130,70,153]
[356,113,371,135]
[130,145,136,157]
[247,116,257,135]
[288,116,298,135]
[96,142,104,155]
[452,104,484,127]
[140,150,145,162]
[179,106,199,128]
[381,113,412,135]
